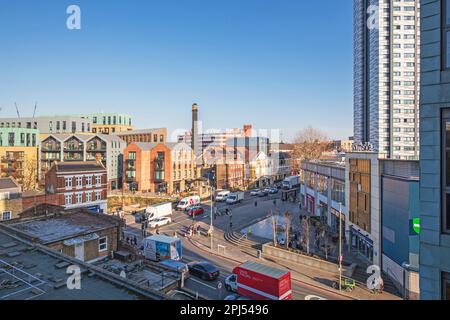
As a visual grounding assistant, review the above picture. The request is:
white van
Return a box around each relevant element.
[215,190,230,202]
[176,195,201,210]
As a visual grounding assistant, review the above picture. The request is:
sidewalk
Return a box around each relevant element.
[189,229,401,300]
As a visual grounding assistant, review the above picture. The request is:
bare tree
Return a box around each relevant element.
[292,127,333,166]
[271,211,278,247]
[300,216,310,254]
[21,159,39,191]
[284,211,290,249]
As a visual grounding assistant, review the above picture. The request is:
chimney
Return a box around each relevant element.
[192,103,199,156]
[243,125,252,137]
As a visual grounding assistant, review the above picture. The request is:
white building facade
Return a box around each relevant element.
[354,0,421,160]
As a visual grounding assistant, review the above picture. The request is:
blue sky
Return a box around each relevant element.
[0,0,353,141]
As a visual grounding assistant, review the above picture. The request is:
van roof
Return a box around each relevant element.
[239,261,289,279]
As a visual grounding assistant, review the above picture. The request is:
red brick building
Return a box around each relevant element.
[45,161,108,213]
[123,142,196,194]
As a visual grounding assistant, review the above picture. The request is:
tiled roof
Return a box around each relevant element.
[54,161,106,172]
[0,177,20,190]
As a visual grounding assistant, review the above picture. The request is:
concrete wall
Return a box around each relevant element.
[262,244,356,275]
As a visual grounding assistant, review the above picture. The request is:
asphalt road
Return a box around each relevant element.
[123,193,351,300]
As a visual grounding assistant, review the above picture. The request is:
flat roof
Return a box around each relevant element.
[0,229,164,300]
[9,212,118,244]
[239,261,288,279]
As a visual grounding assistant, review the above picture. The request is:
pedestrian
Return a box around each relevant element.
[254,201,258,207]
[273,199,277,206]
[133,236,137,246]
[126,236,130,244]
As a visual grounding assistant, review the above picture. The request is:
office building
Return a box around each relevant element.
[0,116,92,134]
[418,0,450,300]
[354,0,421,160]
[84,113,133,134]
[114,128,167,146]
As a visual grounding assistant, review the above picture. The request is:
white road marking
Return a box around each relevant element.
[188,278,218,290]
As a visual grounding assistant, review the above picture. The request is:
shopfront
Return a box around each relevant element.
[350,226,374,263]
[306,194,315,215]
[330,207,345,236]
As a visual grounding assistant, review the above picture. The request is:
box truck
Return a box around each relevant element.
[176,195,201,210]
[142,235,182,262]
[282,176,300,190]
[146,202,172,220]
[226,192,245,205]
[224,261,292,300]
[215,190,231,202]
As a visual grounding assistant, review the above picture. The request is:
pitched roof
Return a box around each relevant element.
[132,142,159,151]
[53,161,106,172]
[0,177,20,190]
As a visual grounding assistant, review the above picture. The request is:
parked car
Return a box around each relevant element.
[187,205,205,217]
[148,217,172,229]
[268,188,279,194]
[250,189,260,196]
[258,190,268,197]
[187,261,220,281]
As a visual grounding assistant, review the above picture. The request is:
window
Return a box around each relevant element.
[65,177,73,189]
[76,193,83,204]
[86,176,92,186]
[128,152,136,160]
[65,194,73,205]
[95,175,101,185]
[442,109,450,232]
[76,176,83,188]
[99,237,107,252]
[2,211,12,221]
[444,0,450,69]
[95,191,102,201]
[86,192,92,202]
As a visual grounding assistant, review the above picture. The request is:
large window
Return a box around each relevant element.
[443,272,450,300]
[444,0,450,69]
[99,237,107,252]
[442,109,450,232]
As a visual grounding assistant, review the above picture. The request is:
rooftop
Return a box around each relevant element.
[0,177,20,190]
[52,161,106,173]
[8,211,118,244]
[0,228,165,300]
[239,261,289,279]
[115,128,165,136]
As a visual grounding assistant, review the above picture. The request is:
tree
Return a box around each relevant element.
[292,127,333,166]
[284,211,291,249]
[21,159,39,191]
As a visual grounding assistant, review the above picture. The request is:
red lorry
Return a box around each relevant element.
[225,261,292,300]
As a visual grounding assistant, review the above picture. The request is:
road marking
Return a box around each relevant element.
[188,278,218,290]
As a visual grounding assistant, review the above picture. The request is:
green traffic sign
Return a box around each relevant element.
[413,218,421,235]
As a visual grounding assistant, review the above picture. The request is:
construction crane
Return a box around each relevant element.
[33,102,37,118]
[14,102,20,118]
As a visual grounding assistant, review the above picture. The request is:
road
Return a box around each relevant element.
[123,192,352,300]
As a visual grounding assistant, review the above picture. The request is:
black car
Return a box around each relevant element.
[187,261,220,281]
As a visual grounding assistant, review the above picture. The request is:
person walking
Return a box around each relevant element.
[254,201,258,207]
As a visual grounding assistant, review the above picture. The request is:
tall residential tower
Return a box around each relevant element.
[354,0,421,160]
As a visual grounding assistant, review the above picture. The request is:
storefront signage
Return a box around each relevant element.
[412,218,421,235]
[352,142,374,152]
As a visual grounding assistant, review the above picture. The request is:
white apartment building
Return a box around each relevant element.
[354,0,420,160]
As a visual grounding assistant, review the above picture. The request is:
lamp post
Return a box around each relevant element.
[210,184,214,250]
